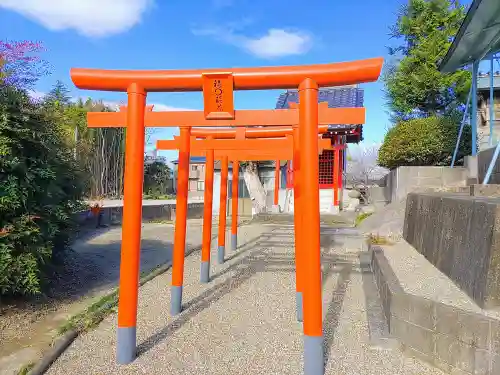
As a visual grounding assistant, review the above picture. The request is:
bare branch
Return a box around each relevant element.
[346,144,388,186]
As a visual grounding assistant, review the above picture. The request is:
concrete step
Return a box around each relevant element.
[250,212,355,227]
[370,240,500,374]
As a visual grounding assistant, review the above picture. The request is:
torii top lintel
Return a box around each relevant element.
[70,58,383,93]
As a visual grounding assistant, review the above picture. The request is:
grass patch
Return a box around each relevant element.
[355,212,373,227]
[367,234,394,246]
[147,218,174,224]
[322,217,349,224]
[58,290,119,335]
[17,363,34,375]
[57,261,174,336]
[143,194,175,200]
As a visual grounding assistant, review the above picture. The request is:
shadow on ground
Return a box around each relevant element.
[137,226,365,371]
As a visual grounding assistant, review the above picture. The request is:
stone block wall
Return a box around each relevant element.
[381,166,467,203]
[371,246,500,375]
[171,202,204,221]
[404,192,500,309]
[75,202,205,228]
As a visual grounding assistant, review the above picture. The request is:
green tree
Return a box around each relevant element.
[42,91,127,199]
[384,0,470,120]
[44,80,71,107]
[143,160,173,197]
[0,85,84,295]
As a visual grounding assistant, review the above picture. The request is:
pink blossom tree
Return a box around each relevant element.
[0,40,49,89]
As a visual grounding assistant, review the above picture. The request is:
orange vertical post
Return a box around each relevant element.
[116,84,146,365]
[218,156,229,264]
[200,144,214,283]
[292,126,303,322]
[170,126,191,315]
[273,160,280,212]
[338,137,344,209]
[299,79,323,375]
[333,136,340,212]
[231,160,239,251]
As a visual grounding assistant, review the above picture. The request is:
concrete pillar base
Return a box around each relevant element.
[117,327,136,365]
[329,204,340,215]
[465,154,479,183]
[296,291,303,322]
[304,335,324,375]
[218,246,225,264]
[200,261,210,283]
[231,234,237,251]
[170,285,183,316]
[272,204,280,213]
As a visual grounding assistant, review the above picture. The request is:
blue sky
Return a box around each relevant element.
[0,0,420,161]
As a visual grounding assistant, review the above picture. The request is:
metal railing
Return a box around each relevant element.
[451,53,500,185]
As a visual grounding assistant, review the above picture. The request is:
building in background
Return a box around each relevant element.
[171,156,206,200]
[275,85,364,190]
[477,71,500,150]
[275,86,365,212]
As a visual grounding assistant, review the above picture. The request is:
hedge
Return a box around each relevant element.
[0,85,84,295]
[378,116,472,170]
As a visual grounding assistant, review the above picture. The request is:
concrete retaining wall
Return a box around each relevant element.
[403,192,500,309]
[380,166,467,203]
[227,198,253,217]
[75,201,205,228]
[366,186,389,206]
[370,245,500,375]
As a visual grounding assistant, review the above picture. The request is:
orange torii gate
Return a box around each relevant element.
[157,136,343,327]
[88,102,359,212]
[87,104,355,315]
[71,58,383,375]
[92,102,358,211]
[87,105,356,297]
[157,135,335,258]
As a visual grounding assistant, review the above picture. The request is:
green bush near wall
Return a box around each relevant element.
[378,116,472,170]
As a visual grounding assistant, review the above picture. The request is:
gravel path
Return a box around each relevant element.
[46,223,446,375]
[0,220,220,374]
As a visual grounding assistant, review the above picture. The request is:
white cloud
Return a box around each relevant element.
[243,29,312,58]
[192,24,313,59]
[0,0,153,37]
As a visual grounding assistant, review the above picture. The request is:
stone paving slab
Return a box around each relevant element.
[46,223,446,375]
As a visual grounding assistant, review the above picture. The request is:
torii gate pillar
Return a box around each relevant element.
[299,79,323,375]
[116,85,146,364]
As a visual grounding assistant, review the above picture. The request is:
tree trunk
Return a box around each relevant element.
[242,162,267,214]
